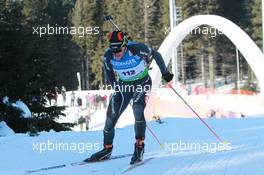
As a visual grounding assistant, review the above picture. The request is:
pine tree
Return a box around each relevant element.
[142,0,163,48]
[216,0,249,89]
[45,0,81,90]
[175,0,250,88]
[0,0,75,133]
[247,0,262,48]
[71,0,105,89]
[177,0,220,87]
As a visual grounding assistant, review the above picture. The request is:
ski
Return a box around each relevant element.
[119,157,154,174]
[26,153,132,174]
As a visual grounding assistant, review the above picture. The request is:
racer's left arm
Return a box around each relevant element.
[135,43,174,82]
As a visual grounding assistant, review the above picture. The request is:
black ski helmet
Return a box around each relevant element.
[108,31,128,53]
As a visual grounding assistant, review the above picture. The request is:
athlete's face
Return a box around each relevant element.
[114,47,125,60]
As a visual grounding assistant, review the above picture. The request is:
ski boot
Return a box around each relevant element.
[85,144,113,162]
[130,141,145,164]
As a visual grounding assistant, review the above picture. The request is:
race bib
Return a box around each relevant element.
[111,53,148,82]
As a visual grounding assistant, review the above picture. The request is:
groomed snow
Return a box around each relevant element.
[0,117,264,175]
[0,121,15,137]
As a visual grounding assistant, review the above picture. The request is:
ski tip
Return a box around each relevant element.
[83,158,92,162]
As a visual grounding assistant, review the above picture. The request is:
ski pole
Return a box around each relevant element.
[144,92,165,148]
[168,84,225,143]
[146,124,165,148]
[104,15,121,31]
[104,15,131,42]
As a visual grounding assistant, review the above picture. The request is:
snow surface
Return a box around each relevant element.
[0,121,15,137]
[2,96,32,118]
[11,100,32,118]
[1,117,264,175]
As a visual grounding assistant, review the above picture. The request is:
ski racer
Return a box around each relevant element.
[86,31,173,164]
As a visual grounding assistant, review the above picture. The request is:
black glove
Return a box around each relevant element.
[162,72,174,82]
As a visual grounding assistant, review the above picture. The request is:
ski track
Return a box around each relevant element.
[1,118,264,175]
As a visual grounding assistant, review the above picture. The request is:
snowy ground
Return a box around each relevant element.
[1,89,264,174]
[1,117,264,175]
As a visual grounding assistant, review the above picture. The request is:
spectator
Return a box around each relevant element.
[78,116,86,131]
[102,94,108,109]
[61,86,67,105]
[95,94,100,110]
[91,94,96,110]
[187,84,192,95]
[47,89,57,106]
[70,91,75,107]
[86,92,90,108]
[77,97,82,107]
[85,108,93,131]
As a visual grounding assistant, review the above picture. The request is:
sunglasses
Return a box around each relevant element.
[112,47,123,54]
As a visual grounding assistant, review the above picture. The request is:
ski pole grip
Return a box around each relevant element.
[104,15,113,21]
